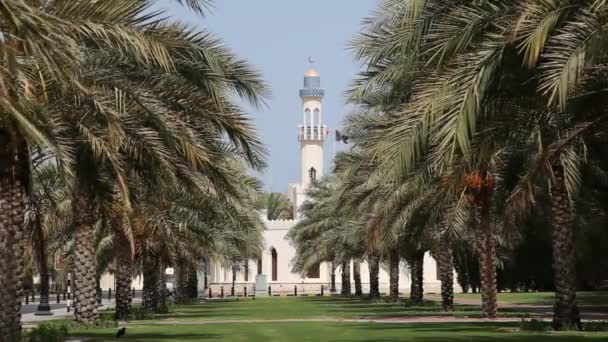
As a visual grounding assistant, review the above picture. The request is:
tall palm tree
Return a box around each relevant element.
[0,0,241,335]
[348,0,608,324]
[256,192,294,220]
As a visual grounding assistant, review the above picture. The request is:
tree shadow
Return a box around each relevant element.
[71,332,224,341]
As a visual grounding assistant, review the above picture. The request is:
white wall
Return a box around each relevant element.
[300,141,325,188]
[99,273,144,291]
[207,216,460,294]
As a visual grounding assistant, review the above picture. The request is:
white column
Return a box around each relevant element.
[310,109,315,140]
[303,110,307,139]
[318,110,322,140]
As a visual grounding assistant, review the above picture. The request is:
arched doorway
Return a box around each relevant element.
[271,248,278,281]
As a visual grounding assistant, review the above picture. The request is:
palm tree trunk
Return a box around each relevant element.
[0,178,25,338]
[35,220,51,314]
[188,267,198,300]
[389,249,400,299]
[353,259,363,296]
[340,260,351,295]
[330,263,337,293]
[157,263,168,313]
[72,190,98,324]
[437,235,455,311]
[174,264,186,303]
[113,231,133,320]
[0,133,28,339]
[175,264,196,303]
[550,164,580,330]
[142,255,160,312]
[96,274,102,306]
[368,252,380,298]
[477,194,497,318]
[409,251,424,305]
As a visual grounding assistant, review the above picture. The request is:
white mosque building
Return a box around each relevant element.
[206,69,448,295]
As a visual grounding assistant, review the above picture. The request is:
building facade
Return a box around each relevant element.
[206,69,454,295]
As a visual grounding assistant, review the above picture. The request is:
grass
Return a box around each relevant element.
[113,297,528,323]
[70,321,608,342]
[58,296,608,341]
[455,291,608,306]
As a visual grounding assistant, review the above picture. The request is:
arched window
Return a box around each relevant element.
[257,258,262,275]
[309,167,317,184]
[271,248,278,281]
[244,263,249,282]
[307,263,320,279]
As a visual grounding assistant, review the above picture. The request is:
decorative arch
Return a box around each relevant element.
[270,248,278,281]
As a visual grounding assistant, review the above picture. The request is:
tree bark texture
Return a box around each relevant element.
[72,191,98,324]
[113,231,133,320]
[389,249,400,299]
[368,252,380,298]
[0,133,28,339]
[157,263,168,313]
[174,264,188,303]
[175,264,197,303]
[35,220,51,313]
[437,236,455,311]
[409,251,425,305]
[340,260,351,295]
[477,195,498,318]
[142,256,160,312]
[188,268,198,300]
[330,263,336,292]
[550,164,581,330]
[353,259,363,296]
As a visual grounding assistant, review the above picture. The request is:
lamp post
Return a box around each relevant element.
[66,272,72,313]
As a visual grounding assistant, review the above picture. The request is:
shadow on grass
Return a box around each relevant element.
[72,333,224,342]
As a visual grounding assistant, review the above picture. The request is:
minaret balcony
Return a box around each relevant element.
[299,88,325,98]
[298,125,327,141]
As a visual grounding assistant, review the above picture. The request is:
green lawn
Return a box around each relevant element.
[70,322,608,342]
[58,297,608,341]
[126,297,527,322]
[455,292,608,306]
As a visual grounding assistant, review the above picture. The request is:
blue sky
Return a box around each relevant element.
[166,0,377,192]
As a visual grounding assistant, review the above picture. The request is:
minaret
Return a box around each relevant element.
[298,69,326,188]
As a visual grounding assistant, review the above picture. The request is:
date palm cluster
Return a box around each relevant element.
[290,0,608,330]
[0,0,267,338]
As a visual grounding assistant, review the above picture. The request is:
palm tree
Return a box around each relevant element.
[347,0,608,323]
[256,193,294,220]
[0,0,250,334]
[24,157,69,315]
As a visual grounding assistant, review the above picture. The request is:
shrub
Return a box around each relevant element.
[24,322,69,342]
[519,317,549,331]
[583,321,608,332]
